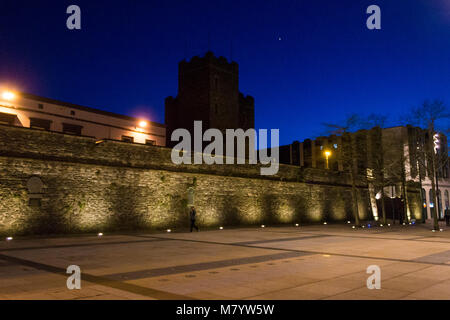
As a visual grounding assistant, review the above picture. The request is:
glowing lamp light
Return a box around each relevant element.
[440,229,444,232]
[375,192,382,200]
[347,221,351,224]
[6,236,13,241]
[380,224,383,227]
[261,225,265,228]
[98,233,103,237]
[2,91,15,101]
[388,224,391,227]
[324,151,331,157]
[367,224,371,228]
[432,229,436,232]
[323,222,327,225]
[352,226,356,229]
[402,223,406,226]
[167,229,171,233]
[139,121,148,128]
[295,223,299,227]
[219,226,223,230]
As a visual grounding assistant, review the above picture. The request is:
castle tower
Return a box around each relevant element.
[165,52,255,148]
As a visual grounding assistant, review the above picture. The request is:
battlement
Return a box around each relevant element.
[239,93,255,105]
[179,51,238,74]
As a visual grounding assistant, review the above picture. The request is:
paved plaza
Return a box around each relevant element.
[0,222,449,300]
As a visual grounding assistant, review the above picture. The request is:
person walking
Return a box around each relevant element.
[190,206,199,232]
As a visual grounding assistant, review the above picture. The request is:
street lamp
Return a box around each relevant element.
[2,91,15,101]
[324,150,331,169]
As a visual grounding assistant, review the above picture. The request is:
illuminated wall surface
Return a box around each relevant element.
[0,125,422,235]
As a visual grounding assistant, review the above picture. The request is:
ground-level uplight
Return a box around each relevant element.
[380,224,384,227]
[352,226,356,229]
[323,222,327,225]
[261,225,265,228]
[295,223,299,227]
[347,221,351,224]
[219,226,223,230]
[6,236,13,241]
[167,229,172,233]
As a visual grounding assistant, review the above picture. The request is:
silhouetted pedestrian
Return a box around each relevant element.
[190,206,199,232]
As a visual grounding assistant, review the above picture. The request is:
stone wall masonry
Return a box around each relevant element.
[0,125,420,235]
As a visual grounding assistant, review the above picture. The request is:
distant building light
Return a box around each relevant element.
[139,121,148,128]
[2,91,15,101]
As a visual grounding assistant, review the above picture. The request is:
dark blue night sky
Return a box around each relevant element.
[1,0,449,145]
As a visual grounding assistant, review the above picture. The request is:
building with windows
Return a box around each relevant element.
[279,126,450,222]
[0,91,166,146]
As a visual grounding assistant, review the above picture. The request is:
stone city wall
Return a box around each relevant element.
[0,125,420,235]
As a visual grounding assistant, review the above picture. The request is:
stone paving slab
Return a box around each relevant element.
[0,224,449,300]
